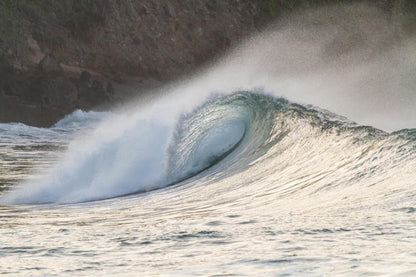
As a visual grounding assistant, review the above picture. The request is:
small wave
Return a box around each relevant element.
[53,110,114,130]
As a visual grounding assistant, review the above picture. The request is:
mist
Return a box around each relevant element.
[154,3,416,132]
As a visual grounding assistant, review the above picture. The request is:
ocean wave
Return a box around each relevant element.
[53,110,114,130]
[1,92,415,204]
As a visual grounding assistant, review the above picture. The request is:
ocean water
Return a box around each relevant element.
[1,92,415,276]
[1,4,416,276]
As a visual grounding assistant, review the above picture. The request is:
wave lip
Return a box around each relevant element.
[1,92,277,204]
[166,92,290,185]
[2,92,414,205]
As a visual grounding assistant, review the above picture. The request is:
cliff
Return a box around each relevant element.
[0,0,414,126]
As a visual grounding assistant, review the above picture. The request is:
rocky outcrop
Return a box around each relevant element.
[0,52,116,126]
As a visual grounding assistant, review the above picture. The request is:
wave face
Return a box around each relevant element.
[166,93,282,184]
[1,92,415,205]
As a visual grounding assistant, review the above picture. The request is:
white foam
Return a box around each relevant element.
[53,110,113,130]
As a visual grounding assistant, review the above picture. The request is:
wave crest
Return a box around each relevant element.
[1,92,414,204]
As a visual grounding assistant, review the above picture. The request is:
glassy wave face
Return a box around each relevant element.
[1,92,415,205]
[1,92,416,276]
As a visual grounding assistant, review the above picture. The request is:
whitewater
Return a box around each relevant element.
[1,4,416,276]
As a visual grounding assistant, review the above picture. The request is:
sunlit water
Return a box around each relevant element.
[2,4,416,275]
[1,93,415,276]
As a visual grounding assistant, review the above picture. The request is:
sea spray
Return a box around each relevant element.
[1,3,415,205]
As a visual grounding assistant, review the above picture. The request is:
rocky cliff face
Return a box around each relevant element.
[0,0,414,126]
[0,0,279,126]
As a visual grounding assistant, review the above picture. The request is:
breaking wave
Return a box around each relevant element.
[1,92,415,204]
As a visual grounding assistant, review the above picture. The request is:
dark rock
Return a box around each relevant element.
[77,86,102,108]
[165,3,176,18]
[80,70,91,83]
[92,79,104,92]
[106,82,114,95]
[39,54,63,74]
[0,93,44,126]
[39,76,78,109]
